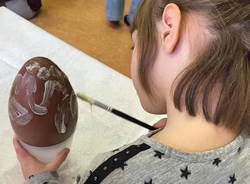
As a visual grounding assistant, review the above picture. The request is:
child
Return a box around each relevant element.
[14,0,250,183]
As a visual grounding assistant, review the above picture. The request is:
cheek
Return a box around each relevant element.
[130,50,155,113]
[130,49,144,99]
[130,50,145,104]
[130,49,137,82]
[130,49,167,114]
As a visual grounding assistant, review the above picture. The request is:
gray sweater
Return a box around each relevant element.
[25,129,250,184]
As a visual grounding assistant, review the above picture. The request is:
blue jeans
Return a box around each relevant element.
[105,0,141,24]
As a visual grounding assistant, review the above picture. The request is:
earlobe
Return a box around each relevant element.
[161,3,181,54]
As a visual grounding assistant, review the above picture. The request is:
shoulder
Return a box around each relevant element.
[80,137,152,182]
[80,135,164,184]
[88,138,147,170]
[245,133,250,147]
[83,129,163,176]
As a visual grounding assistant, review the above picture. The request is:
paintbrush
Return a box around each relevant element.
[77,93,156,131]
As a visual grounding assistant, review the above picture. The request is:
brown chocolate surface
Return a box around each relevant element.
[8,57,78,147]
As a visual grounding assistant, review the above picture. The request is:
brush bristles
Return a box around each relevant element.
[76,93,95,104]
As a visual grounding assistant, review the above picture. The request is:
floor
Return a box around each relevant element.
[30,0,133,77]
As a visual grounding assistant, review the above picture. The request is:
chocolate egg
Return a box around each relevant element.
[8,57,78,147]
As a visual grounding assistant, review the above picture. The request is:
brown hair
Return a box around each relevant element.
[131,0,250,133]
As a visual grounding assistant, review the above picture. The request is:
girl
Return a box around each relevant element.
[14,0,250,183]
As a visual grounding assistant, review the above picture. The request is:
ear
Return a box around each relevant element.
[161,3,181,53]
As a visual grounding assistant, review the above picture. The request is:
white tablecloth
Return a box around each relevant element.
[0,7,163,183]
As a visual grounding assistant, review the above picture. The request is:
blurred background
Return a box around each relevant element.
[30,0,133,77]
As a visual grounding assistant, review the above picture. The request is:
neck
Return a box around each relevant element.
[152,106,239,153]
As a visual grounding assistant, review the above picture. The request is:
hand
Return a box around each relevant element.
[153,118,167,129]
[13,136,70,180]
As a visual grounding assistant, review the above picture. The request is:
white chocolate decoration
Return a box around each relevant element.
[70,92,77,118]
[55,103,68,134]
[26,62,66,81]
[10,61,72,134]
[9,58,78,147]
[25,62,40,74]
[9,96,33,126]
[37,67,50,80]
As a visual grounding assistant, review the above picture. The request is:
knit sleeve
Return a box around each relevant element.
[24,171,59,184]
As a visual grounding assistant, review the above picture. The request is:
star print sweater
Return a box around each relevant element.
[24,129,250,184]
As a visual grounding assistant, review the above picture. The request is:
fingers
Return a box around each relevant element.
[13,136,42,164]
[13,135,69,179]
[47,148,70,170]
[14,135,70,171]
[153,118,167,129]
[13,136,29,162]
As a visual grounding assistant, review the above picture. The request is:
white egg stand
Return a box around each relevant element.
[19,135,74,163]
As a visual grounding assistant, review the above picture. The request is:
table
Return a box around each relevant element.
[0,7,163,183]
